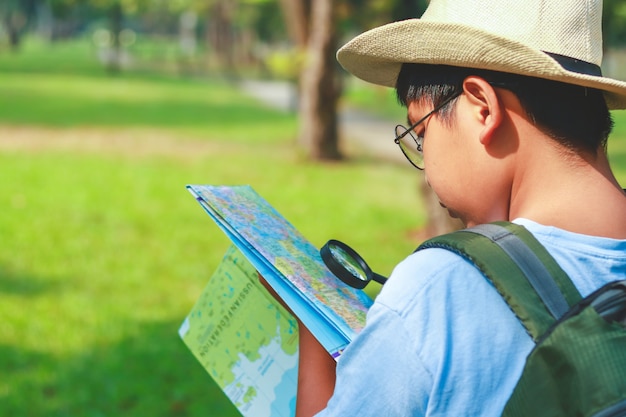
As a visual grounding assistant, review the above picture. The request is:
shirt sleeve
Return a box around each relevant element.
[315,247,534,417]
[315,300,432,416]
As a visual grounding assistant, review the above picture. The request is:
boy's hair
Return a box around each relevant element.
[396,63,614,154]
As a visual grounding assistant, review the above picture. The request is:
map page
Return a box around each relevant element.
[186,184,373,358]
[179,245,299,417]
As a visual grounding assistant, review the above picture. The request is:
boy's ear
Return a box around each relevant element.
[462,76,503,145]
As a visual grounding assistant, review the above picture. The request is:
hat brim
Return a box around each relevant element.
[337,19,626,110]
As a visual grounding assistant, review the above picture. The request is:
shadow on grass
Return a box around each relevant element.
[0,267,63,296]
[1,319,242,417]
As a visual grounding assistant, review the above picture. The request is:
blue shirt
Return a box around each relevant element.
[316,219,626,416]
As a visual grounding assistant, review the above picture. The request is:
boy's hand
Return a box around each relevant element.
[257,271,337,417]
[258,272,295,316]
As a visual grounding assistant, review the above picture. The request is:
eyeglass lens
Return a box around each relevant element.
[395,125,424,169]
[394,91,461,170]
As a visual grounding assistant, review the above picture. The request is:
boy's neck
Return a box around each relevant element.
[509,142,626,239]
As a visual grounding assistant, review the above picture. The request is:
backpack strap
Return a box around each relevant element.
[417,221,582,342]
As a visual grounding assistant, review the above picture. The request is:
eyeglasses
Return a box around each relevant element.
[394,91,462,170]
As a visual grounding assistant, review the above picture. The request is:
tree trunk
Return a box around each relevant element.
[206,0,237,79]
[297,0,342,160]
[35,1,53,41]
[7,26,20,50]
[3,8,26,51]
[106,3,123,74]
[277,0,310,49]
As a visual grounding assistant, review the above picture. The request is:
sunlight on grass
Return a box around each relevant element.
[0,127,423,416]
[0,72,296,142]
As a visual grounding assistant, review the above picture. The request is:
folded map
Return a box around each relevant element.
[179,184,373,417]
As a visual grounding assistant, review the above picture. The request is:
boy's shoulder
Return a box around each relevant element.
[377,218,626,317]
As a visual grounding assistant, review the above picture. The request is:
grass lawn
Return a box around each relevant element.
[1,37,625,417]
[0,38,425,416]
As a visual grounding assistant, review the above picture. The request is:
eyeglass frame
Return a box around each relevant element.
[394,90,463,170]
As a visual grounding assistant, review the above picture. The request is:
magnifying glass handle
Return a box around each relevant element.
[372,272,387,285]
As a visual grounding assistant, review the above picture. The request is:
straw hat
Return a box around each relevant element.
[337,0,626,109]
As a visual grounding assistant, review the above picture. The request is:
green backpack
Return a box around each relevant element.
[418,221,626,417]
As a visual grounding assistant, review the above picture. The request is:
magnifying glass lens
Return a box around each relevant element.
[321,239,389,289]
[329,244,368,282]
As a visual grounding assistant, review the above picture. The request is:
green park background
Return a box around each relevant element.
[2,12,626,417]
[0,35,428,416]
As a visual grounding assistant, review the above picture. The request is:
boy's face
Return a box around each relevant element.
[407,94,512,226]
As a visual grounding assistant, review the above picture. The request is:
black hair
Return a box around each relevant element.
[395,63,614,154]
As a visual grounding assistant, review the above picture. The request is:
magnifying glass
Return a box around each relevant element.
[320,239,388,289]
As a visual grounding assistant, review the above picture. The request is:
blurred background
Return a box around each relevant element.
[1,1,625,416]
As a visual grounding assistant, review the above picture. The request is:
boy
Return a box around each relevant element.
[291,0,626,415]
